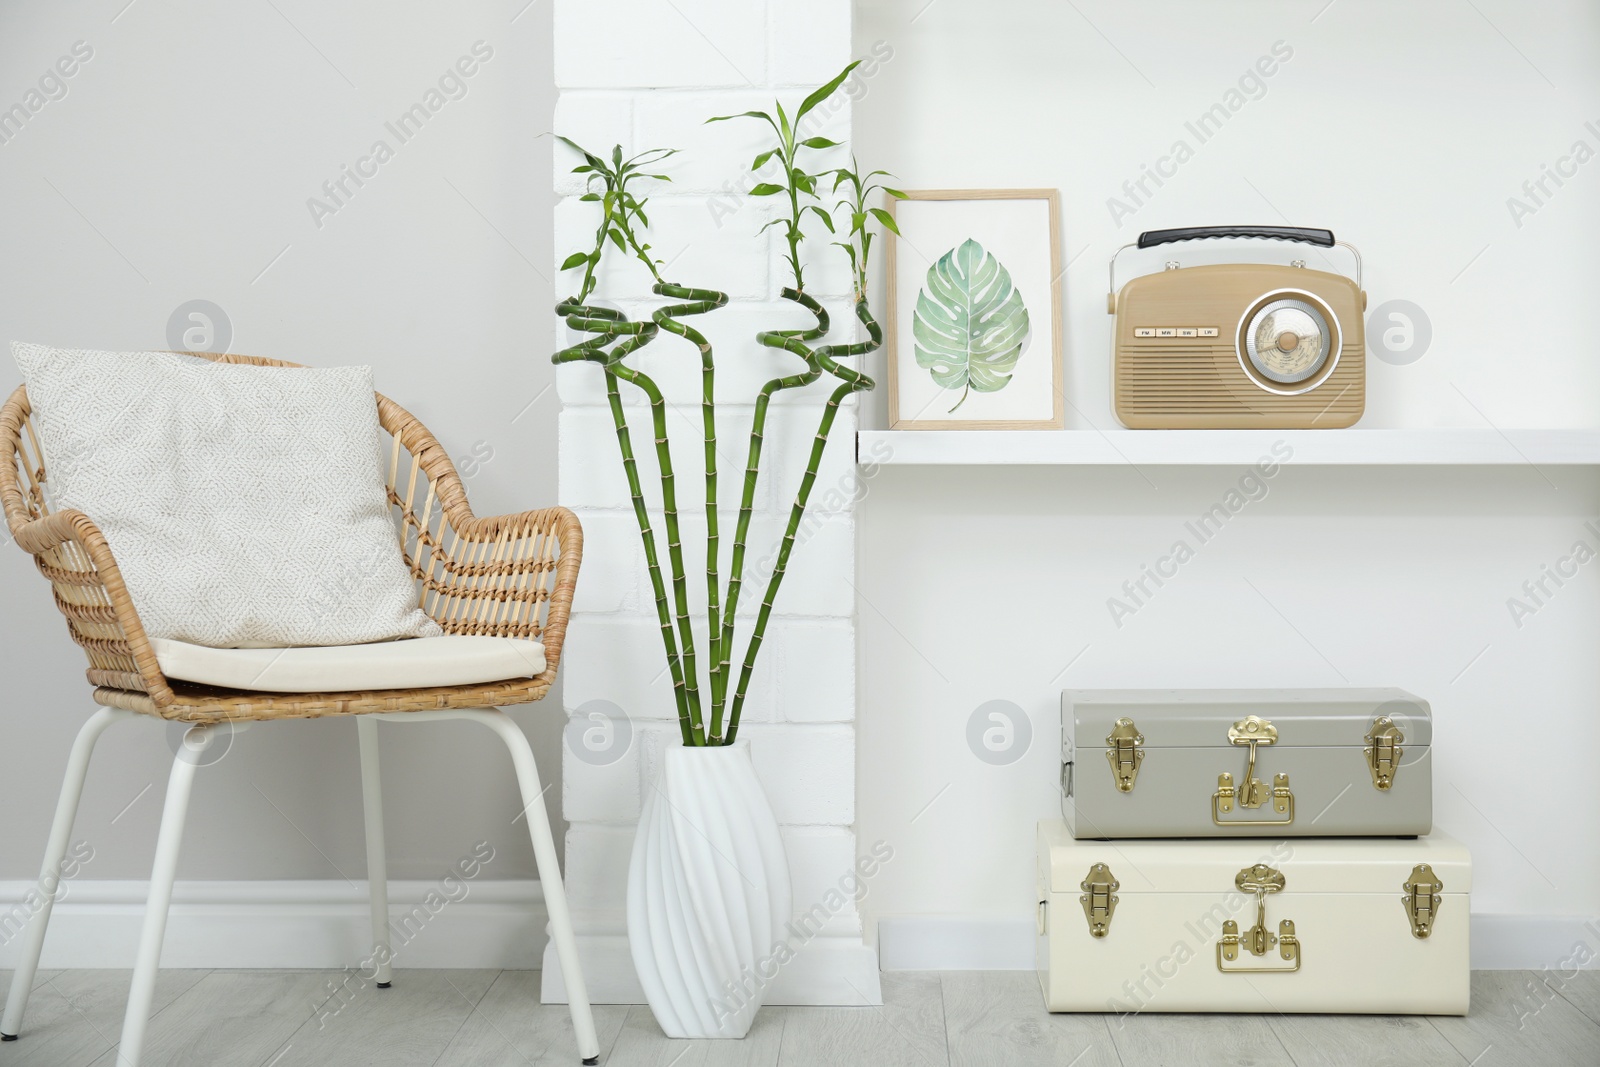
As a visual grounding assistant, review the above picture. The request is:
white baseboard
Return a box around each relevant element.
[13,881,1586,980]
[539,931,883,1006]
[0,879,884,1005]
[876,915,1600,972]
[0,879,549,970]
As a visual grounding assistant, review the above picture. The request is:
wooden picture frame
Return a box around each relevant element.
[886,189,1064,430]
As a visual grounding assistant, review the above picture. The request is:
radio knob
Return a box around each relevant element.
[1276,331,1300,351]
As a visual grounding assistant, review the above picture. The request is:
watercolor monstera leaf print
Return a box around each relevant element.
[912,238,1030,412]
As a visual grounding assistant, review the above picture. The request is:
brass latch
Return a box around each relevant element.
[1402,863,1443,938]
[1212,716,1294,825]
[1364,715,1405,791]
[1104,718,1144,793]
[1217,864,1301,973]
[1080,862,1119,938]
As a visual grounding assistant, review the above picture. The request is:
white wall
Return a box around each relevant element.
[0,1,562,894]
[854,0,1600,966]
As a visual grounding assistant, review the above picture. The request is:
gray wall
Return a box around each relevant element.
[0,1,562,882]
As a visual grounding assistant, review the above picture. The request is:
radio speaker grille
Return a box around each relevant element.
[1115,343,1363,427]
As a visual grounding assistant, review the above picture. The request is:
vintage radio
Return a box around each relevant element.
[1061,689,1431,839]
[1035,822,1470,1014]
[1109,226,1366,428]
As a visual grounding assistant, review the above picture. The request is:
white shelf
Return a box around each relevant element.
[857,429,1600,466]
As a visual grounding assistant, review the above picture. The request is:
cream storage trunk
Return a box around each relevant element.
[1062,688,1431,838]
[1035,820,1470,1015]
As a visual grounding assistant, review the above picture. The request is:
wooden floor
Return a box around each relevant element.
[1,969,1596,1066]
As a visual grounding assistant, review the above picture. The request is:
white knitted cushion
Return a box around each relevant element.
[12,343,441,648]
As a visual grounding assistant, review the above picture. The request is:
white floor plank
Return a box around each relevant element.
[941,971,1120,1067]
[0,968,208,1067]
[777,972,948,1067]
[4,966,1591,1067]
[1107,1010,1293,1067]
[1267,1013,1470,1067]
[83,970,344,1067]
[0,969,63,997]
[270,969,499,1067]
[1428,971,1600,1067]
[603,1003,785,1066]
[1544,970,1600,1030]
[431,970,630,1067]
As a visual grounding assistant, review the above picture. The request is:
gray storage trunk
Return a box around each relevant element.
[1062,689,1431,839]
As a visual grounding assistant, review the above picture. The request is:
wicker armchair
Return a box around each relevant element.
[0,352,599,1065]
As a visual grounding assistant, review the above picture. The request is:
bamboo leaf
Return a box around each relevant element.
[560,251,590,270]
[579,192,601,202]
[752,148,779,171]
[795,61,861,122]
[882,186,908,199]
[707,109,775,128]
[748,183,785,196]
[555,135,605,169]
[807,205,835,232]
[912,238,1031,411]
[776,101,791,143]
[612,145,623,167]
[869,206,901,235]
[609,229,626,251]
[798,136,840,149]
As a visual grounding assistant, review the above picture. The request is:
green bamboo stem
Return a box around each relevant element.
[651,281,730,738]
[607,343,706,744]
[555,301,696,744]
[708,289,829,743]
[782,172,806,292]
[726,295,882,741]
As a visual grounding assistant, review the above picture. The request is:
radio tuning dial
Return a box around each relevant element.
[1240,293,1338,390]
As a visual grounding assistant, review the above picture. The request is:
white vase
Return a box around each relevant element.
[627,739,791,1038]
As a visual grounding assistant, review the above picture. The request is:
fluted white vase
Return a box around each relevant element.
[627,740,791,1039]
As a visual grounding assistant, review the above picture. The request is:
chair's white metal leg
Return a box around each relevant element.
[356,715,393,987]
[480,711,600,1065]
[1,707,135,1041]
[116,723,211,1067]
[376,708,600,1064]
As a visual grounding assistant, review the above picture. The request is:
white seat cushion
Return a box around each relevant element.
[151,635,545,693]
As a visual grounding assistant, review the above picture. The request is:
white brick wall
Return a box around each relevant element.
[767,0,853,85]
[551,0,874,1006]
[554,0,767,89]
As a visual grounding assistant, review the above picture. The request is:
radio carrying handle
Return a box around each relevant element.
[1108,226,1363,304]
[1140,225,1333,248]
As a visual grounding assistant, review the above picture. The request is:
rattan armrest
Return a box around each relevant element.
[11,508,175,705]
[426,505,583,678]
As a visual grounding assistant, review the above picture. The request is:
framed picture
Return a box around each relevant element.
[886,189,1063,429]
